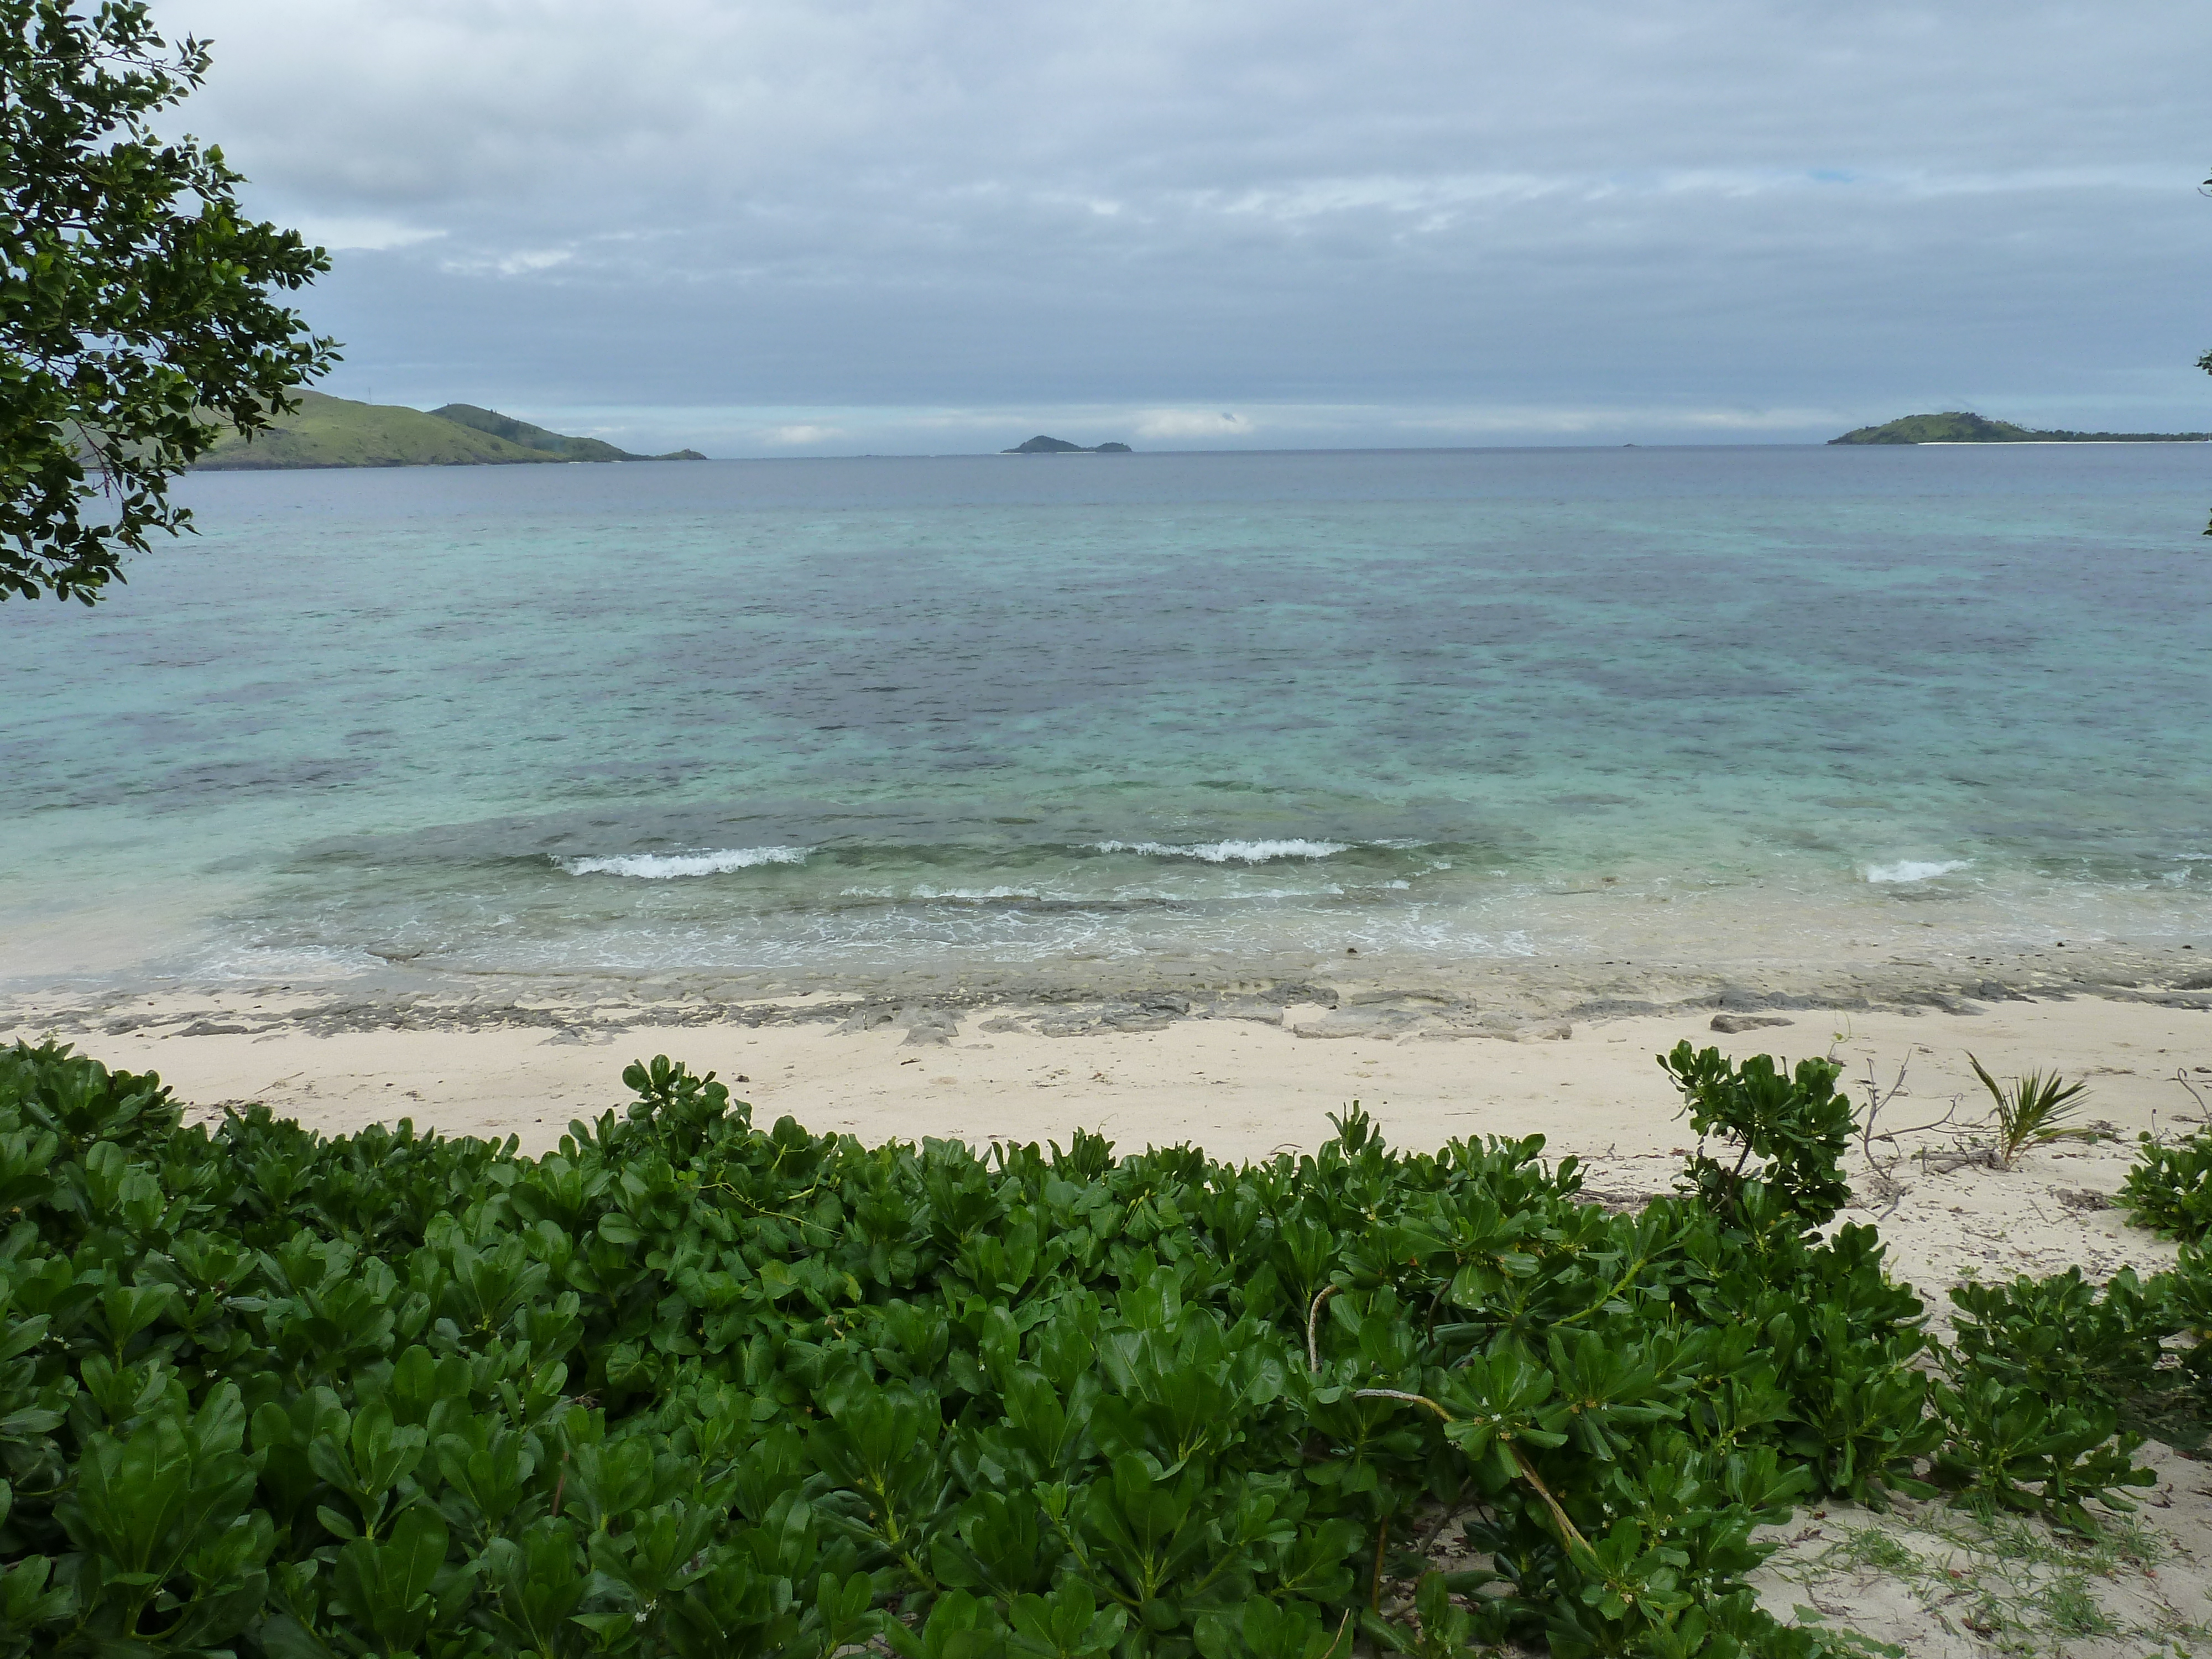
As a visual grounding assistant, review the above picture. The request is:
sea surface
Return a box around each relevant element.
[4,444,2210,993]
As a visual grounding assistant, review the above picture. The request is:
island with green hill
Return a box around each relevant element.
[1001,434,1134,453]
[1832,410,2211,445]
[192,391,707,469]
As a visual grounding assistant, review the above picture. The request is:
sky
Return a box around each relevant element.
[150,0,2211,456]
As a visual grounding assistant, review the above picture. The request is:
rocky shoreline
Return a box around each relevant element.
[10,937,2208,1052]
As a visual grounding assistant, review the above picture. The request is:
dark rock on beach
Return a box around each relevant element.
[832,1004,961,1044]
[900,1009,960,1046]
[1710,1013,1794,1034]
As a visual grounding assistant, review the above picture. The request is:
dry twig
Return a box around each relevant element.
[1307,1284,1341,1374]
[1350,1388,1592,1556]
[2174,1068,2209,1120]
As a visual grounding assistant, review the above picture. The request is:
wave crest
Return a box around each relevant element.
[559,846,812,879]
[1091,838,1351,864]
[1863,859,1969,884]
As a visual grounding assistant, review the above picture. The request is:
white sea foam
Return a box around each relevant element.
[559,846,812,879]
[1863,859,1970,884]
[1092,838,1351,863]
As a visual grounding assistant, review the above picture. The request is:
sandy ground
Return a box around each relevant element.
[8,986,2206,1159]
[8,986,2212,1652]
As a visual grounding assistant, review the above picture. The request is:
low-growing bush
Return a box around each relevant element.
[0,1039,2181,1659]
[2119,1128,2212,1241]
[1660,1044,1853,1230]
[1948,1267,2169,1406]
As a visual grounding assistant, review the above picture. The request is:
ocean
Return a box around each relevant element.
[4,442,2210,997]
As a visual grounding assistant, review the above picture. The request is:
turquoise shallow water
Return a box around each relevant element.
[4,444,2210,987]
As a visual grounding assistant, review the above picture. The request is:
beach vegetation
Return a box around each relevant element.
[1966,1056,2095,1170]
[1662,1042,1854,1227]
[0,0,335,604]
[2120,1126,2212,1241]
[1773,1500,2200,1657]
[0,1037,2203,1658]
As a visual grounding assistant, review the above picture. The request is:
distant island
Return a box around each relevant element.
[1832,411,2211,445]
[192,391,708,469]
[1001,435,1134,454]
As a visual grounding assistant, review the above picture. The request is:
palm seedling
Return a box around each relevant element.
[1970,1053,2095,1169]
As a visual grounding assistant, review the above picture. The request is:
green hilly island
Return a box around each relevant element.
[1001,434,1134,453]
[1832,410,2211,444]
[193,391,707,469]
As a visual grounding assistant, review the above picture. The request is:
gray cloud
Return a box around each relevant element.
[152,0,2212,452]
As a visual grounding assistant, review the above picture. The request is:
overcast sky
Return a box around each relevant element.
[151,0,2211,455]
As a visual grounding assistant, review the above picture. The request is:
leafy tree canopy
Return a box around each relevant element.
[0,0,335,603]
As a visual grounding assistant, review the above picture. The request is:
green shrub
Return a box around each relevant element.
[1947,1268,2169,1406]
[2119,1129,2212,1241]
[1929,1376,2151,1531]
[1660,1044,1854,1230]
[0,1038,2166,1659]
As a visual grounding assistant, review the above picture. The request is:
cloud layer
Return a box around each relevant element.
[153,0,2212,452]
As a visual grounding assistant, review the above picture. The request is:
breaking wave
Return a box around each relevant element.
[558,847,813,879]
[1090,838,1352,864]
[1863,859,1970,884]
